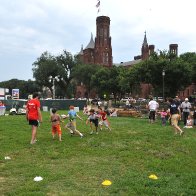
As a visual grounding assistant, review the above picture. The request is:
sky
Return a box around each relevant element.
[0,0,196,82]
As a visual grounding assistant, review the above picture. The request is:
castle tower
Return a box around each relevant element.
[149,45,155,55]
[141,31,149,60]
[94,16,113,67]
[169,44,178,56]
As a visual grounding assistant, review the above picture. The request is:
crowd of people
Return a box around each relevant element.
[147,96,196,136]
[25,92,195,144]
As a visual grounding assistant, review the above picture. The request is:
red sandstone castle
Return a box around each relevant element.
[78,16,112,67]
[76,15,195,99]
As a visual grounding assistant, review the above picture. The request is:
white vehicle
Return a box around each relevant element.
[120,97,133,102]
[137,98,147,102]
[157,97,164,102]
[9,106,26,115]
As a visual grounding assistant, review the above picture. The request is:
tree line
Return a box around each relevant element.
[0,50,195,99]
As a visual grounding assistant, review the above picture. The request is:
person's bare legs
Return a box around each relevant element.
[65,125,74,134]
[74,129,83,137]
[173,124,184,135]
[31,125,37,144]
[59,134,62,141]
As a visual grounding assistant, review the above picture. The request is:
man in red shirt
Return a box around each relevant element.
[26,92,42,144]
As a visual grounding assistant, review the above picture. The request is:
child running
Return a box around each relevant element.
[50,108,62,141]
[98,107,111,131]
[158,108,168,126]
[86,109,99,134]
[64,105,84,138]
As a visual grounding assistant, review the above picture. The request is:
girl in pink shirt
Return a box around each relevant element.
[158,108,168,126]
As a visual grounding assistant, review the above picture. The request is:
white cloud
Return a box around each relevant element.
[0,0,196,81]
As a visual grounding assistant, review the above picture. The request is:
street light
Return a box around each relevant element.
[162,70,165,101]
[49,76,61,99]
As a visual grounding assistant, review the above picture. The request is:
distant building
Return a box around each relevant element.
[75,15,195,99]
[78,16,112,67]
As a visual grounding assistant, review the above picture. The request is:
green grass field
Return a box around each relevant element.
[0,111,196,195]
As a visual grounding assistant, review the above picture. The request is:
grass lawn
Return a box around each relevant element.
[0,111,196,195]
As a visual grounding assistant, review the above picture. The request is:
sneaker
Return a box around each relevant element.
[180,131,184,136]
[80,134,84,138]
[30,140,36,144]
[90,131,94,134]
[96,132,98,135]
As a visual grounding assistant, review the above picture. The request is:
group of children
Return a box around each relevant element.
[51,103,196,141]
[50,105,111,141]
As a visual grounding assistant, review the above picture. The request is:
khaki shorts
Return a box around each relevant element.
[66,121,76,131]
[171,114,180,126]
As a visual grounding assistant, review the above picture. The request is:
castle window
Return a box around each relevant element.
[100,28,103,37]
[103,52,108,64]
[104,29,107,38]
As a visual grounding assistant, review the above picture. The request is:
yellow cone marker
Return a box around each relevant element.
[102,180,112,186]
[149,174,158,180]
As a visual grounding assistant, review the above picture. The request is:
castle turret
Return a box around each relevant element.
[83,33,95,64]
[169,44,178,56]
[149,45,155,55]
[94,16,112,67]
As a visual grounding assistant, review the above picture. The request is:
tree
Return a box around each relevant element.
[127,50,192,97]
[0,79,40,99]
[56,50,78,95]
[90,66,123,99]
[32,51,64,95]
[179,52,196,83]
[90,67,110,98]
[72,63,100,98]
[32,50,77,98]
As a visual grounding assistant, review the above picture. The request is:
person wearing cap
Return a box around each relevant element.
[181,98,192,125]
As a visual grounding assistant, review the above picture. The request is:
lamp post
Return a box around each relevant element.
[162,70,165,101]
[49,76,60,99]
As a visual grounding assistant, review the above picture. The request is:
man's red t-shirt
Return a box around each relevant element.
[27,99,40,120]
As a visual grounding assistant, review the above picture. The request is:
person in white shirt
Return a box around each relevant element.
[147,97,159,123]
[181,98,192,125]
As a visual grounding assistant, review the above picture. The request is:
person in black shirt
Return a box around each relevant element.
[168,98,184,136]
[193,106,196,126]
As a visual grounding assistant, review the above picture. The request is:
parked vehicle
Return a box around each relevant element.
[137,98,147,102]
[91,98,102,105]
[157,97,164,102]
[9,104,26,115]
[120,97,133,102]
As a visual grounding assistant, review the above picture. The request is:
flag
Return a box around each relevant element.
[96,0,100,13]
[96,0,100,8]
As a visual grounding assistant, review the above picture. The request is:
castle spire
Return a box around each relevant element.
[84,33,95,49]
[141,31,149,60]
[142,31,148,47]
